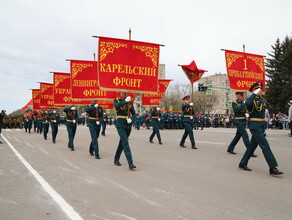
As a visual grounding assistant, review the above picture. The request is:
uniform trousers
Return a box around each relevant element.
[240,126,278,168]
[114,127,133,163]
[180,121,195,146]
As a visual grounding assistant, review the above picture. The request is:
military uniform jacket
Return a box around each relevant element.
[42,113,50,123]
[150,110,160,125]
[232,99,246,125]
[63,108,79,125]
[182,104,194,123]
[49,112,60,124]
[245,93,266,129]
[114,98,136,129]
[85,105,103,127]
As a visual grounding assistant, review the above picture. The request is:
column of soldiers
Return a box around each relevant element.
[2,82,286,175]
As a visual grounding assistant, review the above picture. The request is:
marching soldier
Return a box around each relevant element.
[85,101,103,159]
[179,95,197,149]
[0,110,6,144]
[42,111,50,140]
[113,92,137,170]
[26,110,34,133]
[63,106,78,151]
[49,108,60,144]
[101,110,107,136]
[227,91,257,157]
[149,107,163,144]
[288,100,292,137]
[239,82,283,175]
[36,111,43,134]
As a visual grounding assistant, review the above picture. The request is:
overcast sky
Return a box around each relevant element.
[1,0,291,113]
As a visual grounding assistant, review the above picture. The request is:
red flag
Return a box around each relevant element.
[32,89,47,110]
[21,99,33,112]
[98,37,160,93]
[224,50,266,91]
[181,60,206,84]
[142,79,171,106]
[40,82,64,108]
[70,60,117,100]
[53,72,91,105]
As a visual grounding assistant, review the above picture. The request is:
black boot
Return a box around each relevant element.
[227,149,236,154]
[159,141,163,145]
[269,167,283,175]
[149,139,154,143]
[239,163,252,171]
[95,155,101,159]
[129,162,136,170]
[114,160,121,166]
[191,146,198,149]
[180,144,186,148]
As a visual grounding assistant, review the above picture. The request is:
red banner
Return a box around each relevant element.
[181,60,206,84]
[225,50,266,91]
[40,82,64,108]
[70,60,117,100]
[98,100,114,110]
[142,79,171,106]
[32,89,47,110]
[98,37,160,93]
[21,98,33,112]
[53,72,91,105]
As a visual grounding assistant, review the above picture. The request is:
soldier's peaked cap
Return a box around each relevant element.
[249,82,263,92]
[182,95,190,100]
[235,91,244,96]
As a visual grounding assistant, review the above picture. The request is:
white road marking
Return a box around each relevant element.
[110,212,136,220]
[39,148,50,156]
[6,135,11,139]
[25,142,33,147]
[1,134,84,220]
[14,137,21,143]
[5,129,11,132]
[196,141,226,145]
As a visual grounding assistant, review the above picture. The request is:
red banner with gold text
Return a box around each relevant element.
[70,60,117,100]
[98,37,160,93]
[142,79,171,106]
[32,89,47,110]
[40,82,64,108]
[54,72,91,105]
[225,50,266,91]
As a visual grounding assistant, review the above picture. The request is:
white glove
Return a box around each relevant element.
[190,116,193,120]
[190,103,193,106]
[158,118,161,121]
[253,88,261,95]
[96,121,100,125]
[71,107,76,110]
[243,100,246,103]
[245,113,249,118]
[73,120,76,123]
[127,118,132,124]
[157,108,160,111]
[94,104,98,108]
[125,96,131,102]
[54,120,57,123]
[53,111,56,113]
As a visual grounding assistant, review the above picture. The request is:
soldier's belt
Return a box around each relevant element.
[250,118,265,121]
[66,120,73,122]
[184,115,191,117]
[88,117,99,120]
[43,122,49,123]
[117,116,127,119]
[152,116,159,118]
[51,120,57,122]
[235,117,246,119]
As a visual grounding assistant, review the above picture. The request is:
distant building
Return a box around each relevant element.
[197,73,236,114]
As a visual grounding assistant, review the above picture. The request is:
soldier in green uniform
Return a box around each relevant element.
[113,92,137,170]
[239,82,283,175]
[49,108,60,144]
[85,101,103,159]
[42,111,50,140]
[149,106,162,144]
[179,95,197,149]
[101,110,108,136]
[63,106,78,151]
[227,92,256,157]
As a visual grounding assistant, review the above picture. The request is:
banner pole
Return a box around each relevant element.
[191,82,194,103]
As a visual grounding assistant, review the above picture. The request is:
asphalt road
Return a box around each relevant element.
[0,125,291,220]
